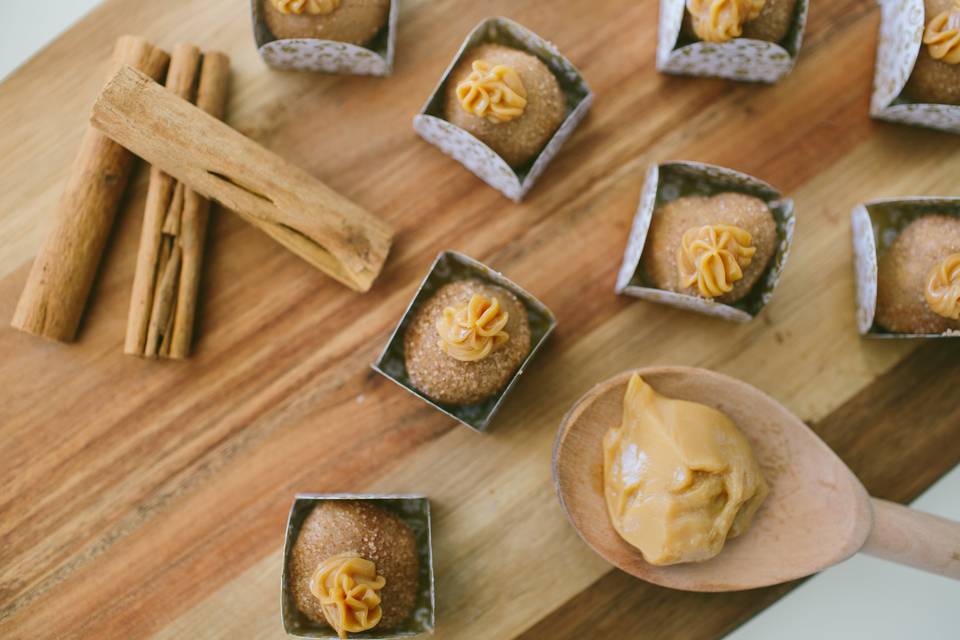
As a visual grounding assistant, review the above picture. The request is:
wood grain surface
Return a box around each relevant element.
[1,0,958,639]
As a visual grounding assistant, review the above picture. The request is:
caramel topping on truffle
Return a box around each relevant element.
[455,60,528,123]
[686,0,765,43]
[436,293,510,362]
[924,2,960,64]
[272,0,341,16]
[925,253,960,319]
[309,553,386,639]
[678,224,757,298]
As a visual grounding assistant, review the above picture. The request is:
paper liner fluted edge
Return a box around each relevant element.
[251,0,397,76]
[372,251,557,432]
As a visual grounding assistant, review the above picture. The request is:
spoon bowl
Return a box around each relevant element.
[552,367,960,591]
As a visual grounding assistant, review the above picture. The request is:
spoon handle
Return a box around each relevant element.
[861,498,960,579]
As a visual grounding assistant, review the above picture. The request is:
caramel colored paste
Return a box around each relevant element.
[678,224,757,298]
[436,293,510,361]
[924,2,960,64]
[309,553,386,639]
[603,374,769,566]
[686,0,765,43]
[456,60,528,123]
[926,253,960,319]
[272,0,341,16]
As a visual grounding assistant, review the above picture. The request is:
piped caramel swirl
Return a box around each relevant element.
[924,2,960,64]
[436,293,510,362]
[925,253,960,320]
[678,224,757,298]
[309,553,386,639]
[272,0,341,16]
[686,0,765,43]
[455,60,528,123]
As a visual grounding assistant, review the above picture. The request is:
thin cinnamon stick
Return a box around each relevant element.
[11,36,169,342]
[169,52,231,360]
[125,45,200,356]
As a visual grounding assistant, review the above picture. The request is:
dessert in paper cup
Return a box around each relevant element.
[851,198,960,338]
[373,251,556,432]
[615,162,795,323]
[871,0,960,133]
[413,17,593,201]
[656,0,809,83]
[251,0,397,76]
[281,494,435,638]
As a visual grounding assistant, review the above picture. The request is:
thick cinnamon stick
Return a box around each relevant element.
[90,66,393,293]
[11,36,169,342]
[126,44,201,356]
[169,52,231,360]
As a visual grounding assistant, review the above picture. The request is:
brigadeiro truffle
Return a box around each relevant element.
[289,500,419,638]
[262,0,390,46]
[876,214,960,334]
[404,279,531,405]
[683,0,798,44]
[904,0,960,106]
[642,192,778,304]
[443,43,566,168]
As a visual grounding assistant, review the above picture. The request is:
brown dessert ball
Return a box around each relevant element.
[262,0,390,46]
[903,0,960,105]
[289,500,419,631]
[876,214,960,334]
[641,192,778,304]
[682,0,798,44]
[443,44,566,168]
[404,279,532,405]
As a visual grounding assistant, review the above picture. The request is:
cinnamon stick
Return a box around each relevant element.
[90,66,393,293]
[11,36,169,342]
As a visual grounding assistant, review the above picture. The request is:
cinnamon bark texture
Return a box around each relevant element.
[125,45,230,359]
[11,36,169,342]
[90,66,393,293]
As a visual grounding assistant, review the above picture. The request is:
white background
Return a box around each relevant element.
[1,2,958,639]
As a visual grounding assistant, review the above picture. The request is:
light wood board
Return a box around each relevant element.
[1,0,959,638]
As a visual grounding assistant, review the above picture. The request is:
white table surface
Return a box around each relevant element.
[1,2,958,639]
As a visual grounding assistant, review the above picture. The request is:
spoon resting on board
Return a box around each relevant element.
[552,367,960,591]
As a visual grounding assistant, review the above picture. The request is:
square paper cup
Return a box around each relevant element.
[656,0,809,82]
[373,251,556,432]
[413,17,593,202]
[851,197,960,338]
[251,0,398,75]
[615,161,795,322]
[870,0,960,133]
[281,493,435,638]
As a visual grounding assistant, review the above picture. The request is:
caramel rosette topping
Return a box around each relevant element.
[456,60,528,123]
[272,0,341,16]
[678,224,757,298]
[925,253,960,319]
[924,2,960,64]
[436,293,510,362]
[686,0,766,43]
[309,553,386,639]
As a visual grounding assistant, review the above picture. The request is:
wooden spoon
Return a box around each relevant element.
[552,367,960,591]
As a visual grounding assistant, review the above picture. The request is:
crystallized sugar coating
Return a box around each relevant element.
[262,0,390,45]
[289,501,419,630]
[642,192,777,304]
[404,279,531,405]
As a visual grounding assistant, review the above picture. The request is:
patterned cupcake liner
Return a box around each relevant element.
[372,251,556,432]
[251,0,397,76]
[413,17,593,201]
[851,198,960,338]
[281,494,435,638]
[656,0,809,83]
[871,0,960,133]
[615,161,795,323]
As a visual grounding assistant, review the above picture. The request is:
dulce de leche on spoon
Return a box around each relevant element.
[554,367,960,591]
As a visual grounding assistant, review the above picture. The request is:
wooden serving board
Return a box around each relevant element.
[1,1,959,638]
